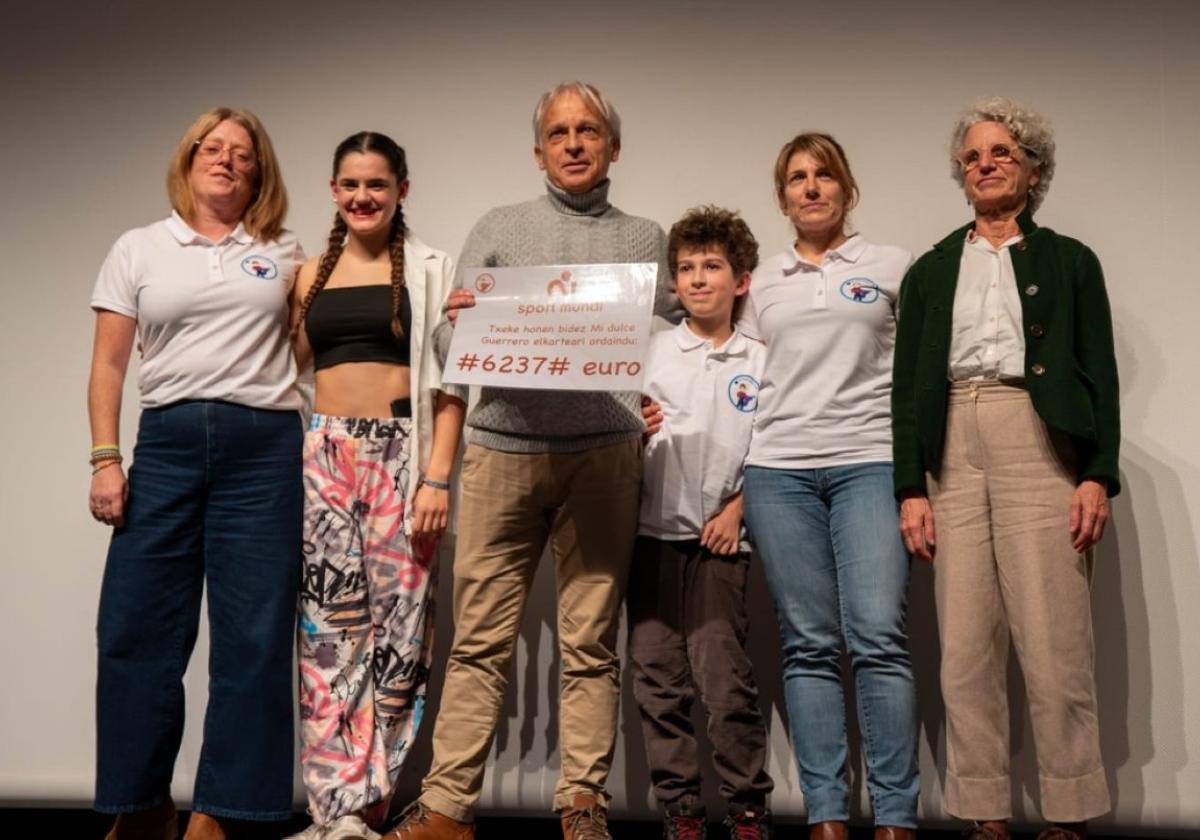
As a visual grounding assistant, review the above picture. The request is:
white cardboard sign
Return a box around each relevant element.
[442,263,657,391]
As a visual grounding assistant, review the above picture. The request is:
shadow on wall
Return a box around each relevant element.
[392,444,1194,826]
[1090,447,1192,828]
[905,447,1193,827]
[391,538,794,820]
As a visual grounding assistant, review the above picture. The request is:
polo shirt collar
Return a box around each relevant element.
[166,210,253,246]
[782,232,865,274]
[674,320,752,356]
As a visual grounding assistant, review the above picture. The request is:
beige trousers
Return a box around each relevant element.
[420,439,642,821]
[928,381,1110,822]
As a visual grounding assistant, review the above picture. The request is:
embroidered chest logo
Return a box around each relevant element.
[728,375,760,413]
[241,255,279,279]
[839,277,880,303]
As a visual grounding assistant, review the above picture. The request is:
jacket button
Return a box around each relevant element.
[1025,284,1039,296]
[1031,362,1046,376]
[1030,323,1045,338]
[1016,241,1029,251]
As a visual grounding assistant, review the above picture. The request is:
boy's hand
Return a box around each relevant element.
[641,395,663,441]
[700,493,744,556]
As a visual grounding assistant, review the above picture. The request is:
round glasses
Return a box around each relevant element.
[194,140,257,171]
[957,143,1036,172]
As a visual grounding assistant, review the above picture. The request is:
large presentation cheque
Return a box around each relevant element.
[442,262,657,391]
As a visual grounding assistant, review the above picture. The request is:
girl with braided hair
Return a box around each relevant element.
[287,132,464,840]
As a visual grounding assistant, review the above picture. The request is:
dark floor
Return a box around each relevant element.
[3,809,1173,839]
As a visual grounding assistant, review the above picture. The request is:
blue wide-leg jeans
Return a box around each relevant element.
[743,462,919,827]
[95,400,302,820]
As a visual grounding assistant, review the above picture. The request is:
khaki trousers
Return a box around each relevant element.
[928,382,1109,822]
[420,439,642,821]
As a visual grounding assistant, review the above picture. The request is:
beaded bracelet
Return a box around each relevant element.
[92,460,122,476]
[90,452,123,467]
[420,476,451,491]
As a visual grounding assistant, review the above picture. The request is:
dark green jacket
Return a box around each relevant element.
[891,209,1121,497]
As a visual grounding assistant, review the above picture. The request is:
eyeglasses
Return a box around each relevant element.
[194,140,257,170]
[957,143,1036,172]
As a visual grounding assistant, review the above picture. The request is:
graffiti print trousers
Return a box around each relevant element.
[298,414,438,826]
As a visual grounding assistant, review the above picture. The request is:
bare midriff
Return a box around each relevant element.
[314,361,411,419]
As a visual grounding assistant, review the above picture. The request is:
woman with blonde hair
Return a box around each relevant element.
[286,131,464,840]
[89,107,304,840]
[740,132,920,840]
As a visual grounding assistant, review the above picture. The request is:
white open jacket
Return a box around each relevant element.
[401,233,458,535]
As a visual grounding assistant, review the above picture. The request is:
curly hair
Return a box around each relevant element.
[950,96,1057,213]
[668,206,759,323]
[291,132,409,341]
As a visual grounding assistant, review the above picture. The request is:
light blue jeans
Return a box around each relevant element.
[743,462,919,827]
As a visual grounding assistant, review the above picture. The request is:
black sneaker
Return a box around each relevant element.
[724,805,771,840]
[663,802,707,840]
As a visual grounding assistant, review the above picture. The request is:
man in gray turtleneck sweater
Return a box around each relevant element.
[388,82,677,840]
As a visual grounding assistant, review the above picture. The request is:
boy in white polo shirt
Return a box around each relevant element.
[628,206,773,840]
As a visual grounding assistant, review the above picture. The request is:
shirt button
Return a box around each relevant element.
[1025,284,1039,296]
[1030,323,1045,338]
[1031,362,1046,376]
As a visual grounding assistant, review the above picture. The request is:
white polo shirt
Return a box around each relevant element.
[741,234,911,469]
[91,212,305,409]
[639,321,765,542]
[948,230,1027,381]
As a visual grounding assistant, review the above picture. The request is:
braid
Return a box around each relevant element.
[389,205,408,341]
[291,213,347,338]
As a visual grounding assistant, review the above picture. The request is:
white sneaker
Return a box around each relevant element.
[325,814,381,840]
[284,824,327,840]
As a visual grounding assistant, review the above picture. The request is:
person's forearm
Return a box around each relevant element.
[425,391,466,481]
[88,312,135,447]
[88,362,126,447]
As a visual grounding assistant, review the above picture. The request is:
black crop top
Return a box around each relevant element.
[305,285,412,371]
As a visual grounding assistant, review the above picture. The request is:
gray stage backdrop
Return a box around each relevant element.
[2,0,1197,832]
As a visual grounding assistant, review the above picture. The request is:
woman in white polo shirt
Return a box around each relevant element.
[739,133,920,840]
[88,107,304,840]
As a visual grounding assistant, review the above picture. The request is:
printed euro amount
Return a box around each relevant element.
[454,353,642,378]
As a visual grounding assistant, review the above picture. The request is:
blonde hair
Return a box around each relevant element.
[773,132,860,227]
[949,96,1056,213]
[166,107,289,241]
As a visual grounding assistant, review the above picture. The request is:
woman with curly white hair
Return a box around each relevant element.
[891,97,1119,840]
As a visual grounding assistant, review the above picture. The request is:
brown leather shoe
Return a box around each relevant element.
[964,822,1009,840]
[104,800,179,840]
[874,828,916,840]
[383,802,475,840]
[809,821,848,840]
[560,793,611,840]
[1036,825,1086,840]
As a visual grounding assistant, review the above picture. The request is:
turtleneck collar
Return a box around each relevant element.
[544,177,612,217]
